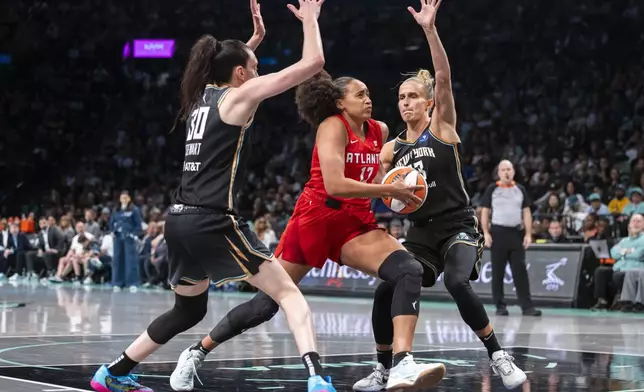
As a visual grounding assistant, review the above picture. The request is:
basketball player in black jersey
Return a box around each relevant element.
[353,1,527,391]
[90,2,337,392]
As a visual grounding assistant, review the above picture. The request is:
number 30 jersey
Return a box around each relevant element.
[305,114,383,209]
[174,86,254,214]
[392,126,470,221]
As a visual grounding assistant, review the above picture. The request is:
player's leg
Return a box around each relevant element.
[340,229,445,390]
[172,216,334,392]
[441,231,526,390]
[90,214,211,392]
[353,242,438,392]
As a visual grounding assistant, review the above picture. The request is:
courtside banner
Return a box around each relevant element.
[299,245,584,303]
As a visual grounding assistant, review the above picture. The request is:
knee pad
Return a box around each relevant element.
[147,290,208,344]
[378,250,423,318]
[209,292,279,344]
[372,282,395,345]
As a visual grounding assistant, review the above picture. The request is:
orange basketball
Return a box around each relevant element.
[381,167,428,214]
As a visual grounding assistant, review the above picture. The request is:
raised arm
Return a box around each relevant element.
[245,0,266,51]
[408,0,457,138]
[317,118,421,205]
[227,0,325,111]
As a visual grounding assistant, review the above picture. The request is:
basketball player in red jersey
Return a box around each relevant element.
[169,71,446,392]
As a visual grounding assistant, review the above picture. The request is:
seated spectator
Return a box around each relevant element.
[5,222,32,281]
[588,219,612,242]
[581,214,599,242]
[608,185,630,216]
[535,193,563,221]
[543,220,569,244]
[49,223,95,283]
[532,219,549,241]
[71,235,100,284]
[619,270,644,313]
[592,214,644,310]
[254,216,277,249]
[27,216,66,280]
[587,193,610,217]
[563,195,589,234]
[622,187,644,217]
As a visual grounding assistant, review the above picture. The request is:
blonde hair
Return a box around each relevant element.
[402,69,435,99]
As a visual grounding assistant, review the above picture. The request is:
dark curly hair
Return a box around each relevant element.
[295,70,355,127]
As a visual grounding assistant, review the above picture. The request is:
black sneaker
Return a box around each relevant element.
[496,308,509,316]
[522,308,542,316]
[591,300,609,311]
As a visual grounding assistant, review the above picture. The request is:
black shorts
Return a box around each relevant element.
[403,207,484,287]
[165,209,273,288]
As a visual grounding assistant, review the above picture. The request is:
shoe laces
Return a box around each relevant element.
[491,353,515,376]
[179,351,203,386]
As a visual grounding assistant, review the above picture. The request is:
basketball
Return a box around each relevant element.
[381,167,428,214]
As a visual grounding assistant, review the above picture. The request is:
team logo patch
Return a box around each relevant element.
[456,232,471,241]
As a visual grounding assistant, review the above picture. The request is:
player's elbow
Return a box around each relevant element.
[323,178,344,198]
[301,55,325,75]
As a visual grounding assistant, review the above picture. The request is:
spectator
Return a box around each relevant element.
[592,214,644,310]
[59,216,75,244]
[84,209,101,239]
[110,190,143,292]
[581,214,599,242]
[623,188,644,217]
[562,195,589,234]
[608,185,630,216]
[253,216,277,249]
[49,223,95,283]
[0,221,9,279]
[535,193,563,221]
[587,193,610,217]
[98,207,111,235]
[618,270,644,313]
[27,216,66,279]
[5,222,32,281]
[544,220,569,244]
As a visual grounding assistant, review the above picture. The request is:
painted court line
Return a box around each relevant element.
[0,347,484,368]
[0,375,92,392]
[513,345,644,358]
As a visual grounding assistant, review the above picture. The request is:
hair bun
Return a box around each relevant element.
[416,69,434,87]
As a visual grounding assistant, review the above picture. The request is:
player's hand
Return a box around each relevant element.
[250,0,265,40]
[390,180,424,207]
[484,232,493,248]
[408,0,442,31]
[523,234,532,249]
[287,0,324,22]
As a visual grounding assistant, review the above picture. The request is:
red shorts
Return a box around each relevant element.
[275,189,381,269]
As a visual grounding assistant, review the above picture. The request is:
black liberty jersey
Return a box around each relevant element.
[174,86,254,214]
[392,126,470,221]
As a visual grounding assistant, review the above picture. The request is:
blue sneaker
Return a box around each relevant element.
[90,365,154,392]
[308,375,336,392]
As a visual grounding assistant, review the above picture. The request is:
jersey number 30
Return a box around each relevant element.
[359,167,374,183]
[187,107,210,142]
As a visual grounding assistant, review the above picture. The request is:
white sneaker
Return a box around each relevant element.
[8,274,20,283]
[490,351,527,389]
[386,355,446,391]
[83,276,93,285]
[170,347,205,391]
[353,363,389,391]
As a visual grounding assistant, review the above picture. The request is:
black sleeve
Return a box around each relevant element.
[480,183,496,208]
[517,184,531,209]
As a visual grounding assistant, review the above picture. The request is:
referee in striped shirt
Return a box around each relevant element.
[480,160,542,316]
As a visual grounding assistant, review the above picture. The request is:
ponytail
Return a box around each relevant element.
[172,35,251,132]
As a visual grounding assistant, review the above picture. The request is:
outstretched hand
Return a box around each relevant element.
[250,0,265,40]
[287,0,325,22]
[408,0,443,30]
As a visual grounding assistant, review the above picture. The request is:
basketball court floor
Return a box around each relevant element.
[0,283,643,392]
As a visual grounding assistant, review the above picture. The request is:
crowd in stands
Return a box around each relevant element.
[1,0,644,308]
